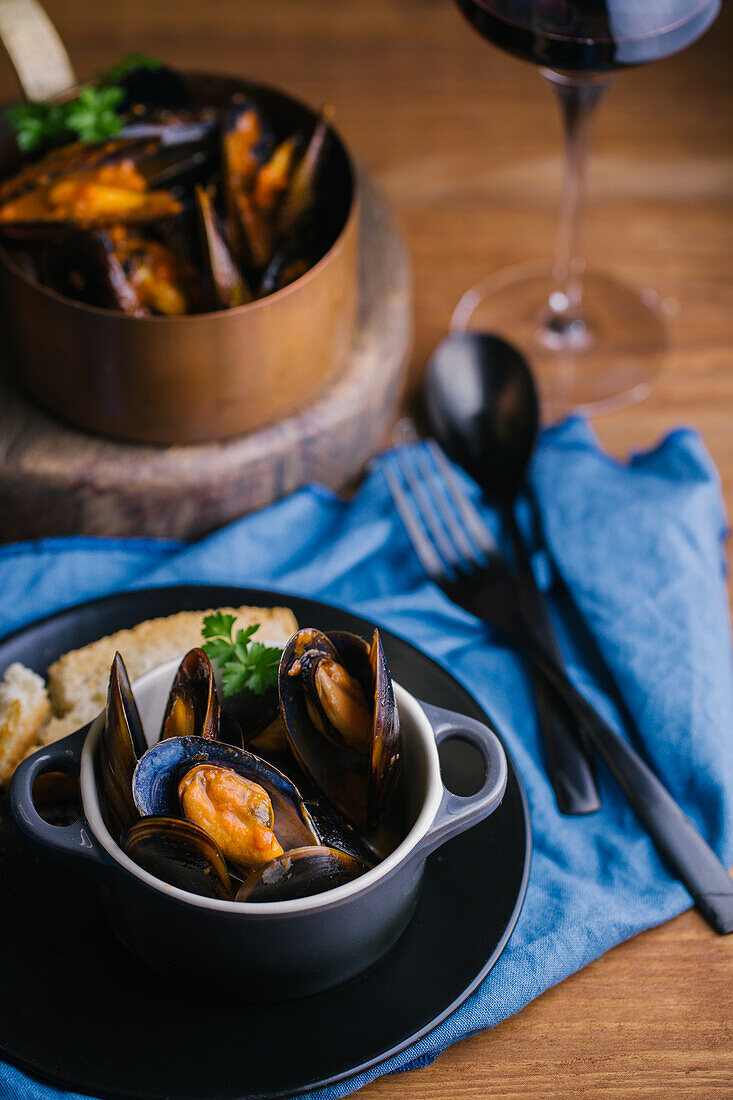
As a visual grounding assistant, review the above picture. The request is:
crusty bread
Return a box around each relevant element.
[44,605,298,743]
[0,663,51,785]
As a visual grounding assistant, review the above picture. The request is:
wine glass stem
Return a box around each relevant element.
[541,69,611,342]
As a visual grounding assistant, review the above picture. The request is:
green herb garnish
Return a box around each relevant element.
[6,51,162,153]
[6,102,67,153]
[202,613,282,697]
[97,51,161,86]
[64,85,126,145]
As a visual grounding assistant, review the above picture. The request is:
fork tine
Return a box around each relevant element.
[395,448,468,574]
[412,444,481,567]
[383,459,446,582]
[427,440,499,558]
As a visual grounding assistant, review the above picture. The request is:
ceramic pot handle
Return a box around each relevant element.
[0,0,76,101]
[10,724,108,871]
[417,701,508,858]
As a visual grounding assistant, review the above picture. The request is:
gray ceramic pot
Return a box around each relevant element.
[11,659,507,999]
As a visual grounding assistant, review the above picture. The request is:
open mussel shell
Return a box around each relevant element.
[161,648,220,741]
[98,652,148,840]
[364,629,402,829]
[195,184,252,309]
[138,139,214,192]
[327,631,401,831]
[279,628,401,836]
[32,229,146,315]
[279,629,369,833]
[0,137,185,236]
[229,727,374,864]
[275,114,328,241]
[222,95,275,188]
[253,136,298,216]
[121,815,233,900]
[268,749,375,865]
[257,117,329,295]
[106,229,202,316]
[18,225,198,318]
[221,95,276,273]
[132,735,320,852]
[0,138,154,208]
[235,845,368,903]
[302,790,375,865]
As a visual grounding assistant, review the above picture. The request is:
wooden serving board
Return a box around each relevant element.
[0,168,411,542]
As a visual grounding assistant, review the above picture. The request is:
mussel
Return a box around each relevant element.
[275,114,328,241]
[253,137,298,216]
[279,628,401,835]
[40,229,146,315]
[160,648,220,740]
[235,846,369,903]
[251,746,375,865]
[178,763,284,869]
[0,139,183,233]
[195,184,252,309]
[97,652,147,839]
[235,135,299,274]
[220,96,306,277]
[0,139,150,206]
[108,227,201,315]
[220,679,375,863]
[121,815,234,900]
[132,735,321,853]
[257,116,328,295]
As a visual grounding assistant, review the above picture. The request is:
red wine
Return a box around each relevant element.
[454,0,720,71]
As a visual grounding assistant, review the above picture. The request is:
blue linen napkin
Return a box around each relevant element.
[1,417,731,1100]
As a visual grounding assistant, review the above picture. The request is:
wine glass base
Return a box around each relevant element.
[451,260,667,421]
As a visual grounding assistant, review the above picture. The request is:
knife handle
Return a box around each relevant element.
[524,631,733,935]
[504,506,601,816]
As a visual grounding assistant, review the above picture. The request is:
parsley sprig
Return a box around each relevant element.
[64,85,127,144]
[201,613,282,697]
[6,52,161,153]
[6,101,67,153]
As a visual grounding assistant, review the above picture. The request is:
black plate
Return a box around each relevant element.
[0,586,530,1100]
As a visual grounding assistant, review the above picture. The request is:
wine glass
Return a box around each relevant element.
[451,0,721,418]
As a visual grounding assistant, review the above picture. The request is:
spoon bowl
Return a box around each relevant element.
[424,332,539,503]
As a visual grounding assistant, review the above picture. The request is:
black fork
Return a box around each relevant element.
[383,440,733,935]
[385,438,600,815]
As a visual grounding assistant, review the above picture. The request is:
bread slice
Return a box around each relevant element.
[0,663,52,785]
[44,604,298,742]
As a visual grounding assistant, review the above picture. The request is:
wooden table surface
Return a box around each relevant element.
[2,1,731,1096]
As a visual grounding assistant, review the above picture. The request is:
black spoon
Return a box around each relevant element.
[423,331,600,815]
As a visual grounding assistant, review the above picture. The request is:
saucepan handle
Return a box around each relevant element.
[416,701,508,859]
[10,723,108,872]
[0,0,76,102]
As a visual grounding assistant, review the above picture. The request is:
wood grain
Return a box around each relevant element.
[0,1,731,1096]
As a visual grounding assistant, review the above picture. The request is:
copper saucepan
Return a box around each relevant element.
[0,0,358,444]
